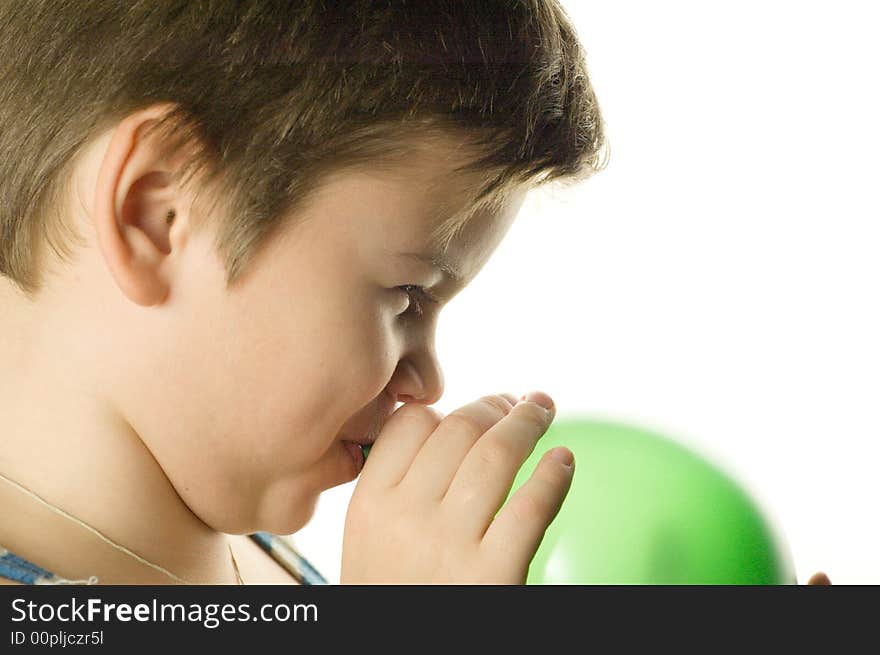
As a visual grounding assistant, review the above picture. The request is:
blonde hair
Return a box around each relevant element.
[0,0,608,298]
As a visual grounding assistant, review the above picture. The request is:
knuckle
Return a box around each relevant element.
[477,437,517,469]
[481,394,513,416]
[443,410,487,439]
[421,405,445,423]
[395,402,442,425]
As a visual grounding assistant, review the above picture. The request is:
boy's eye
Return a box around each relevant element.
[397,284,437,317]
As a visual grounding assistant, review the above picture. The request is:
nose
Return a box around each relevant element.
[387,356,444,406]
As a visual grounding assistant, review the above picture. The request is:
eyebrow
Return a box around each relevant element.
[395,252,465,283]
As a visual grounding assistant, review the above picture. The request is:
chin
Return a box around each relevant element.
[242,484,320,536]
[264,500,318,535]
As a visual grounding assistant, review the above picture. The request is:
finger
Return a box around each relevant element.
[499,392,519,406]
[399,394,516,501]
[480,447,575,570]
[807,571,831,585]
[357,403,444,492]
[440,394,556,539]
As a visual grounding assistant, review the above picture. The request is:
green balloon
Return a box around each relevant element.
[504,417,796,584]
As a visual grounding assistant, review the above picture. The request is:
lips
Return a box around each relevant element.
[342,440,365,473]
[340,419,382,476]
[338,393,399,474]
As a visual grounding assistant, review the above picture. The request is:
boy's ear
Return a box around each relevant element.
[93,102,193,307]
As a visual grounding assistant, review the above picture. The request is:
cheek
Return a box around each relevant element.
[207,267,397,450]
[245,304,397,450]
[139,296,402,530]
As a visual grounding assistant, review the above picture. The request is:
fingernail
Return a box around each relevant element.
[519,390,554,412]
[549,447,573,467]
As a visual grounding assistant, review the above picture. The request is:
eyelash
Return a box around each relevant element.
[398,285,438,317]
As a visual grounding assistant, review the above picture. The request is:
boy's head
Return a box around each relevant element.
[0,1,607,534]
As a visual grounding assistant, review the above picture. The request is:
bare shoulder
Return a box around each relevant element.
[0,577,24,585]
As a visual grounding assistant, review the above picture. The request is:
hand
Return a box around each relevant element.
[807,571,831,585]
[340,392,573,584]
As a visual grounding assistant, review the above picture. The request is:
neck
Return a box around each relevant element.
[0,284,236,584]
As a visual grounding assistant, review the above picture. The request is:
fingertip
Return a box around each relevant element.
[548,446,574,468]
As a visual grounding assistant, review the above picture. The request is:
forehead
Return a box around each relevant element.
[377,177,523,282]
[355,134,523,248]
[356,132,495,211]
[283,132,526,281]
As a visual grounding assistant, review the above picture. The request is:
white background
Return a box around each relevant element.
[293,0,879,584]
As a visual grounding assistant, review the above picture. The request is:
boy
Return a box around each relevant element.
[0,0,606,585]
[0,1,827,585]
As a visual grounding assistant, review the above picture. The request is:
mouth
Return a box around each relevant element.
[341,440,366,475]
[340,428,379,446]
[338,393,397,475]
[340,427,380,476]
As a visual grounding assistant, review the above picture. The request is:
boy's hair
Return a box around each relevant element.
[0,0,608,298]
